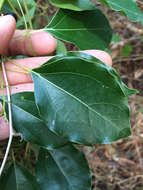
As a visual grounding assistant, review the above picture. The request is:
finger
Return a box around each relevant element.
[0,83,34,97]
[0,116,9,140]
[0,15,16,55]
[8,30,57,56]
[3,56,52,86]
[82,50,112,66]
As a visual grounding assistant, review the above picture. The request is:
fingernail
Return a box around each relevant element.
[6,12,17,22]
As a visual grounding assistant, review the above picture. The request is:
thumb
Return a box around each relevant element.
[0,15,16,55]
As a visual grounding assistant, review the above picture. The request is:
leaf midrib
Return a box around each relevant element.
[46,28,110,31]
[32,71,120,129]
[34,58,122,96]
[38,71,125,105]
[34,55,125,97]
[49,151,74,190]
[12,103,44,124]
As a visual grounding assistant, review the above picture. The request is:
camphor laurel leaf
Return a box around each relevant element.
[31,52,137,145]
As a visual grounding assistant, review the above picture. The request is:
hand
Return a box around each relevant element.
[0,14,112,140]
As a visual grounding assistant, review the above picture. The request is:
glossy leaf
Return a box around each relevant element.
[31,52,137,145]
[100,0,143,24]
[0,162,40,190]
[45,8,112,50]
[36,144,91,190]
[49,0,96,11]
[3,92,67,149]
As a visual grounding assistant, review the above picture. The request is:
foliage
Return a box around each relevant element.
[120,44,132,57]
[0,0,142,189]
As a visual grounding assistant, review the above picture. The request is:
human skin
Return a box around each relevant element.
[0,15,112,140]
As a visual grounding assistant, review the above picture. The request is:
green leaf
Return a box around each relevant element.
[31,52,137,145]
[100,0,143,24]
[56,40,67,55]
[120,44,132,57]
[3,92,67,149]
[36,144,91,190]
[112,34,121,42]
[45,8,113,50]
[98,0,109,6]
[0,162,40,190]
[16,6,36,28]
[49,0,96,11]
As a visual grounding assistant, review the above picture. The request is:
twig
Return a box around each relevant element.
[118,175,143,185]
[0,58,14,177]
[7,0,21,19]
[16,0,28,30]
[22,0,33,29]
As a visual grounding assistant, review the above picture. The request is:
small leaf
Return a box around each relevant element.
[0,162,40,190]
[49,0,96,11]
[120,44,132,57]
[56,40,67,55]
[45,8,112,50]
[31,52,137,145]
[36,144,91,190]
[100,0,143,24]
[2,92,67,149]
